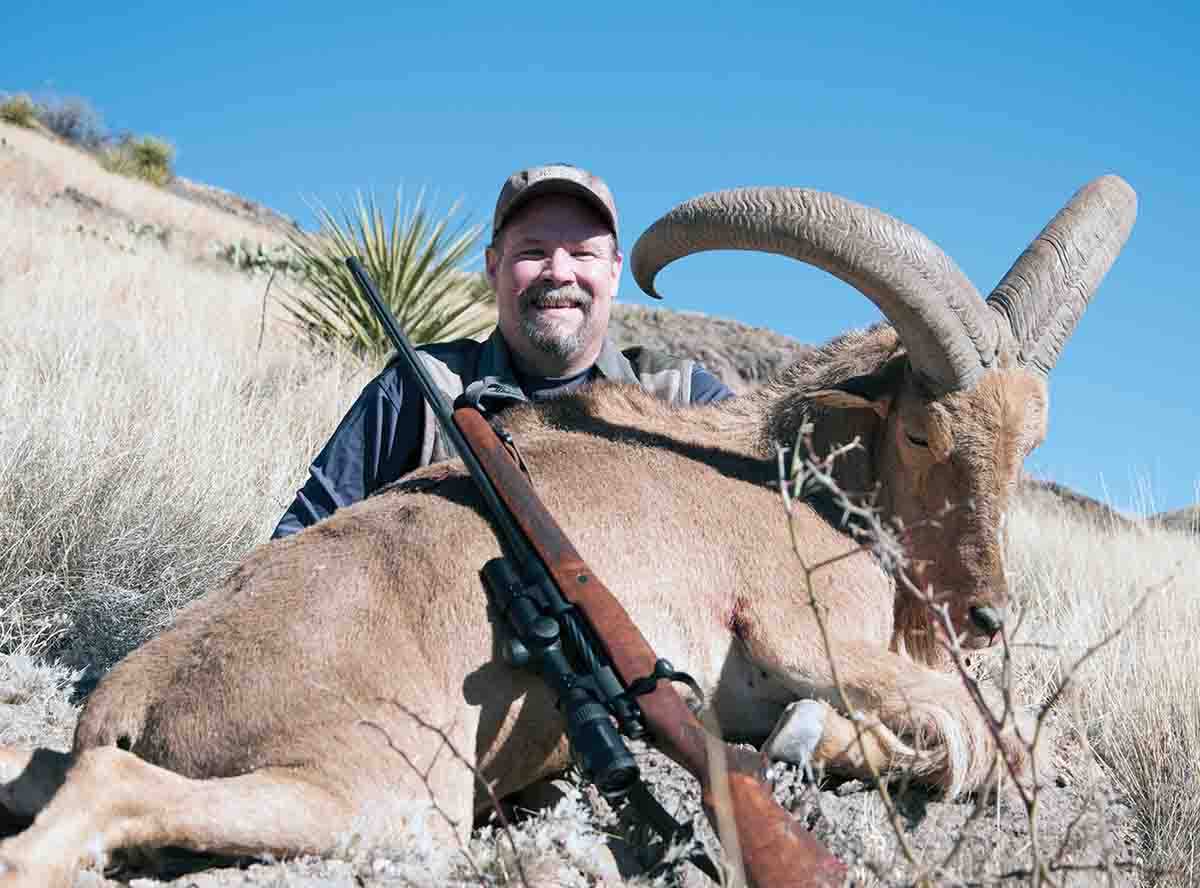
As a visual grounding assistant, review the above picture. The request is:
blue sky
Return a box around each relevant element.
[5,1,1196,511]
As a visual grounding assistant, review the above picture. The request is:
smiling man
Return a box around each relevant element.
[272,163,733,538]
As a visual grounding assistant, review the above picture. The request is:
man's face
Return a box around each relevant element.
[486,194,622,377]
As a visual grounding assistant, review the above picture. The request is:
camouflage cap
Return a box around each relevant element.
[493,163,618,241]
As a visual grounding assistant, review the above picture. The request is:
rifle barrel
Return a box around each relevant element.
[344,256,534,573]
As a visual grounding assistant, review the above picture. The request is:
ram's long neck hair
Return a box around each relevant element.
[728,324,930,653]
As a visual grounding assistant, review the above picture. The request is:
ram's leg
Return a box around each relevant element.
[741,629,1025,797]
[0,747,72,832]
[763,699,923,779]
[0,743,468,888]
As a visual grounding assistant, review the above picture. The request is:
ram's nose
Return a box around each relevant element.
[968,605,1004,638]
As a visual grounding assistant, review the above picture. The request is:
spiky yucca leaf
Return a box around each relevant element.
[280,191,496,355]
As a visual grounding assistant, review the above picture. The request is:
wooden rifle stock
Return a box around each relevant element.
[454,407,847,888]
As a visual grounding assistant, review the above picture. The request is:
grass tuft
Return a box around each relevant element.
[98,134,176,186]
[1005,496,1200,886]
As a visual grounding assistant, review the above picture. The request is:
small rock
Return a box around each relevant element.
[835,779,867,797]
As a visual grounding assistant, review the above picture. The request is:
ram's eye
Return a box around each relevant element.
[905,431,929,448]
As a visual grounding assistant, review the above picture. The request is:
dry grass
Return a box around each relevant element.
[0,180,373,668]
[0,655,79,750]
[1003,494,1200,885]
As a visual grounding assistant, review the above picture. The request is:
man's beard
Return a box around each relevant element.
[518,281,596,364]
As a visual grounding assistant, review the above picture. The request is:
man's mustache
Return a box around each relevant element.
[519,282,592,312]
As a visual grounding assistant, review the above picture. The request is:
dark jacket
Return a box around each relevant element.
[272,331,733,538]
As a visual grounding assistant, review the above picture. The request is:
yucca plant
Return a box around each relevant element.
[280,191,496,356]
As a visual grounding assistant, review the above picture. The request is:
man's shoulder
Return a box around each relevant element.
[380,337,484,378]
[419,337,486,363]
[372,336,489,406]
[620,345,735,404]
[620,345,692,375]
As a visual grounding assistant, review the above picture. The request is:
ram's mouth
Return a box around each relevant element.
[963,632,998,650]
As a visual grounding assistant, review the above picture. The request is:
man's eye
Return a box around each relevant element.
[517,250,545,260]
[905,430,929,447]
[572,251,596,260]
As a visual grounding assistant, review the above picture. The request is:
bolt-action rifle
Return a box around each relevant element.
[347,257,846,888]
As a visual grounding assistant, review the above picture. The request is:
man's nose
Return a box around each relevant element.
[544,248,575,285]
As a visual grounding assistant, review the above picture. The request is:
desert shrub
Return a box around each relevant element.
[279,191,496,355]
[98,134,175,186]
[0,93,38,127]
[35,96,106,149]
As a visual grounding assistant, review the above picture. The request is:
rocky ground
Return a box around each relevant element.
[1,655,1140,887]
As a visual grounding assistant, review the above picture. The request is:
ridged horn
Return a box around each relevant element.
[987,175,1137,375]
[631,187,1000,394]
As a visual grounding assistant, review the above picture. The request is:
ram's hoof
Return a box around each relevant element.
[763,699,826,768]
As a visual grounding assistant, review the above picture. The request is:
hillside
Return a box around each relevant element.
[608,303,814,392]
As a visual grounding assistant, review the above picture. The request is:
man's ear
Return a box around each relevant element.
[809,388,892,418]
[485,245,499,289]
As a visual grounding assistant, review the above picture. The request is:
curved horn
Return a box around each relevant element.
[987,175,1137,375]
[631,188,1000,394]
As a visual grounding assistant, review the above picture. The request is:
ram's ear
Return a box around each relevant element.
[808,351,906,419]
[809,388,891,418]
